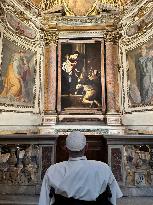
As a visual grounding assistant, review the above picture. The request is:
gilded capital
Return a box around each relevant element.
[104,31,121,43]
[44,31,59,45]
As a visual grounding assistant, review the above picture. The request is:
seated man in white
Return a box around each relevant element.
[39,131,123,205]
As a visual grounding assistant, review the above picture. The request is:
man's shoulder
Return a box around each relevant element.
[87,160,110,169]
[48,161,67,171]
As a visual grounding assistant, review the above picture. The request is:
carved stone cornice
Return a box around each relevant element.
[39,12,118,30]
[44,30,59,45]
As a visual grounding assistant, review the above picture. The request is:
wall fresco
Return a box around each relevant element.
[0,38,36,107]
[127,39,153,107]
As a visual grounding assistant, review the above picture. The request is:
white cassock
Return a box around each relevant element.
[39,156,123,205]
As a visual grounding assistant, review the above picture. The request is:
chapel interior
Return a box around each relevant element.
[0,0,153,204]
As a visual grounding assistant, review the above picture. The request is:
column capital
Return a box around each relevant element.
[104,31,121,44]
[44,30,59,46]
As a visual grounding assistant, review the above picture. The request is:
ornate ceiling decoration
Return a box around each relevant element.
[17,0,140,17]
[39,0,127,16]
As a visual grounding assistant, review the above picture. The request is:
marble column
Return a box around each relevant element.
[42,32,58,128]
[105,32,121,125]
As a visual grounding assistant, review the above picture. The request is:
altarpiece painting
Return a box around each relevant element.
[127,38,153,107]
[57,40,104,113]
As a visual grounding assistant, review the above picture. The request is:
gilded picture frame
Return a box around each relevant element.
[57,39,105,114]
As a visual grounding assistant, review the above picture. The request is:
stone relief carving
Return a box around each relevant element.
[124,145,153,187]
[0,145,39,185]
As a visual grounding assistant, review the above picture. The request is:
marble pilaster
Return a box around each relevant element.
[105,32,121,125]
[44,43,57,113]
[105,40,116,113]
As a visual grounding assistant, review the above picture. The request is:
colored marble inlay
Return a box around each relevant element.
[111,148,122,182]
[41,146,52,179]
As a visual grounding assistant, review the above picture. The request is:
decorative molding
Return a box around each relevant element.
[42,115,57,125]
[121,0,153,34]
[39,126,58,134]
[59,30,105,38]
[40,0,124,17]
[58,114,104,122]
[40,13,118,28]
[106,114,122,126]
[56,128,109,135]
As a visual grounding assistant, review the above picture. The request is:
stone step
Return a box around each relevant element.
[117,197,153,205]
[0,195,153,205]
[0,195,39,205]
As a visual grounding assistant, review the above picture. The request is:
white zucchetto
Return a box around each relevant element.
[66,131,86,151]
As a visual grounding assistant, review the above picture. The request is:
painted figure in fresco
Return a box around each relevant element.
[0,52,23,100]
[0,52,34,103]
[20,57,33,102]
[62,51,82,95]
[138,45,153,104]
[129,81,141,104]
[76,69,101,107]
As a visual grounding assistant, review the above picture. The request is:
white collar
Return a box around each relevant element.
[68,156,87,161]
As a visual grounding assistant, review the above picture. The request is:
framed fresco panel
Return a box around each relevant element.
[0,37,37,108]
[126,38,153,109]
[57,39,105,114]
